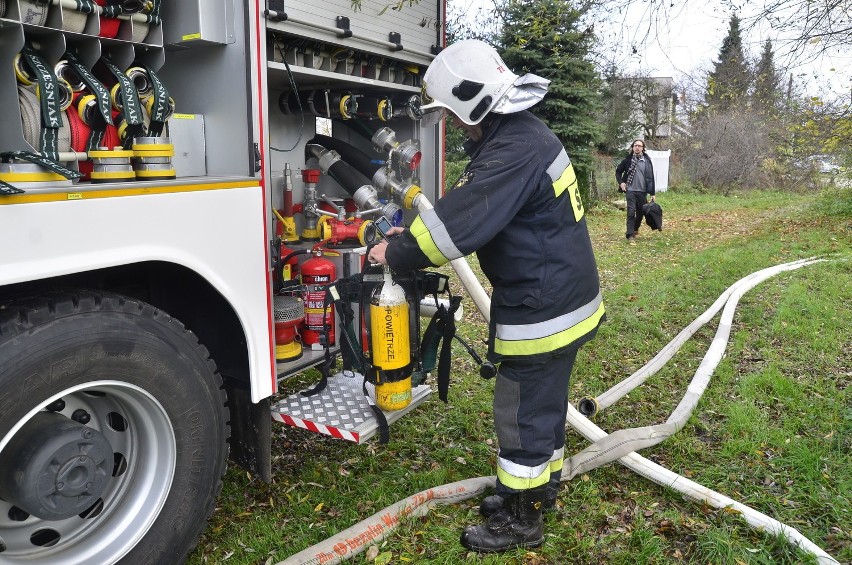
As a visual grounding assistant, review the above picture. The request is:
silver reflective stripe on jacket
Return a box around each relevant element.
[420,207,463,260]
[496,292,603,341]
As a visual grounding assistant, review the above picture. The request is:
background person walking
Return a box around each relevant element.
[615,140,656,243]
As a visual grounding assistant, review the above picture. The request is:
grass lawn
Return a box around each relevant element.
[189,186,851,565]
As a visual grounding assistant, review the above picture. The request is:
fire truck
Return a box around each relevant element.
[0,0,447,562]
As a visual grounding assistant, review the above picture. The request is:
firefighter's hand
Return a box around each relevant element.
[619,182,627,192]
[383,226,405,239]
[368,227,404,265]
[651,195,656,201]
[368,241,389,265]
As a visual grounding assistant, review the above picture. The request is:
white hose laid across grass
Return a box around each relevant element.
[563,258,826,478]
[276,252,840,565]
[564,404,840,565]
[279,477,495,565]
[590,257,819,412]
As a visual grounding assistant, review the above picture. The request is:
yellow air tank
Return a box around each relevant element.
[369,267,412,411]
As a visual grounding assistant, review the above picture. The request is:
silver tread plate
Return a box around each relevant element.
[270,372,430,443]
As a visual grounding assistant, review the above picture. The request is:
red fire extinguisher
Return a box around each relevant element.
[300,253,336,346]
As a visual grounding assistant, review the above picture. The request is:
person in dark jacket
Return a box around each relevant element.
[615,140,656,242]
[368,40,605,554]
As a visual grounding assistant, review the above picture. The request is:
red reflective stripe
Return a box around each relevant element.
[271,413,360,443]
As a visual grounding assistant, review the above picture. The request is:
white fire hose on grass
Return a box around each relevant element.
[278,225,840,564]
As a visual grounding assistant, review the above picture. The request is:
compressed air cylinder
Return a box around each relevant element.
[369,268,412,411]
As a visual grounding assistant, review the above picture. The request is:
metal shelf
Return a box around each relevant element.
[267,61,419,94]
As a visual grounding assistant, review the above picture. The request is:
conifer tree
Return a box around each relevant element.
[497,0,603,197]
[706,15,751,111]
[752,39,781,116]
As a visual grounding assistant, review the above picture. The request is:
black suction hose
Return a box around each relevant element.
[338,118,382,144]
[307,134,382,181]
[306,143,373,197]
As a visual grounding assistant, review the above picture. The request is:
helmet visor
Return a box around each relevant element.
[415,87,446,127]
[419,107,446,128]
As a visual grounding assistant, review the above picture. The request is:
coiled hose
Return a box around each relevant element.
[18,85,72,154]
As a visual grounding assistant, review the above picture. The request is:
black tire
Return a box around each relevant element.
[0,290,229,564]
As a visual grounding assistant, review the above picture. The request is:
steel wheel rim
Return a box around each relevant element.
[0,380,176,564]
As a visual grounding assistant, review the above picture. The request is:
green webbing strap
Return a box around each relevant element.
[141,64,169,137]
[101,0,160,24]
[420,309,441,374]
[64,53,111,124]
[419,295,461,402]
[74,0,96,13]
[20,46,61,161]
[100,4,120,17]
[0,180,26,195]
[145,0,162,25]
[365,381,390,444]
[100,56,144,148]
[2,150,83,180]
[437,296,461,402]
[64,51,112,150]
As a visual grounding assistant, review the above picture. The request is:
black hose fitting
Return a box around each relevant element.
[577,396,599,418]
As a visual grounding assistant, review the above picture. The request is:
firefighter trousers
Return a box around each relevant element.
[492,346,580,496]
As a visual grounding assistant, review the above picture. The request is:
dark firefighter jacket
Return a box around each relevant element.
[385,111,605,363]
[615,152,656,194]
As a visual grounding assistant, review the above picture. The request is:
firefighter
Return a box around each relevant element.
[368,40,605,553]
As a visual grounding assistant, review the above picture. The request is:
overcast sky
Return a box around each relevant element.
[448,0,850,99]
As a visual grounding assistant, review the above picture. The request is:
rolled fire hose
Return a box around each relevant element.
[18,0,49,25]
[18,85,72,155]
[130,20,149,42]
[99,14,121,38]
[48,0,88,33]
[94,0,154,38]
[277,257,840,565]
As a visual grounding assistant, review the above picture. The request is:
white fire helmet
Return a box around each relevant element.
[419,39,550,127]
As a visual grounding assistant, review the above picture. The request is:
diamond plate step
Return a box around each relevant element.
[270,371,431,443]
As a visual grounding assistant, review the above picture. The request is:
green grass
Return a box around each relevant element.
[188,187,851,565]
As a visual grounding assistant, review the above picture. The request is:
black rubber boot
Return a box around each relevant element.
[461,486,547,553]
[479,473,560,517]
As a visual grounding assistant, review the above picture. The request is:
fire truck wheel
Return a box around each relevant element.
[0,290,229,565]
